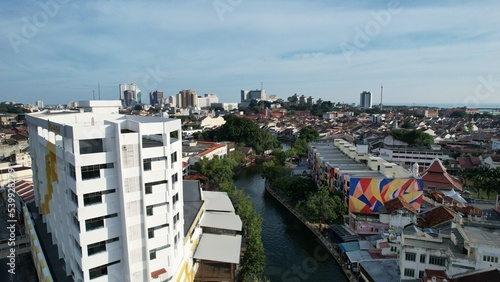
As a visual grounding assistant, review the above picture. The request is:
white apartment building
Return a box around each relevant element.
[399,223,500,280]
[26,100,189,282]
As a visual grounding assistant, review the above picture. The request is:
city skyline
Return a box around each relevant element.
[1,1,500,106]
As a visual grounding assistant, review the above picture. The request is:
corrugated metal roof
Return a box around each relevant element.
[193,233,242,264]
[202,191,235,212]
[200,212,242,231]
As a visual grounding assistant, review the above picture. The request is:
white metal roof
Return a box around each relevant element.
[193,233,242,264]
[202,191,235,212]
[200,212,242,231]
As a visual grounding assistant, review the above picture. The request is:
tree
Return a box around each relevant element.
[389,129,434,147]
[298,186,344,223]
[298,126,319,142]
[203,115,279,153]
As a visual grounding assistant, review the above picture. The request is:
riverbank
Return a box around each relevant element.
[264,181,357,282]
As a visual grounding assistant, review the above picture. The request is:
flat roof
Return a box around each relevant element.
[360,259,400,282]
[200,212,242,231]
[193,233,242,264]
[345,250,373,263]
[202,191,235,212]
[463,226,500,248]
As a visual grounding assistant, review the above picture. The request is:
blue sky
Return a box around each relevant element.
[1,0,500,107]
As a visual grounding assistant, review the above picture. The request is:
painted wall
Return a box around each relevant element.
[349,178,423,213]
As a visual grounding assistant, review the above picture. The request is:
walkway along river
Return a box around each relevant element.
[234,165,348,282]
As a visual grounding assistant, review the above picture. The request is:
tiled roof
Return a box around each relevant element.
[421,159,463,190]
[418,205,456,228]
[383,197,418,214]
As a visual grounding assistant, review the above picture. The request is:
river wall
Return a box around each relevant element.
[264,181,358,282]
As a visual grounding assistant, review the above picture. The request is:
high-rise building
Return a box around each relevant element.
[359,91,372,109]
[26,100,188,281]
[119,83,141,106]
[176,90,198,108]
[197,94,219,108]
[36,100,44,109]
[149,90,164,106]
[241,89,267,102]
[166,96,176,107]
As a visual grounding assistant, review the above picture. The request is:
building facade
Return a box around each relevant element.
[26,100,188,281]
[119,83,141,107]
[197,94,219,108]
[359,91,372,109]
[149,90,164,106]
[176,90,198,109]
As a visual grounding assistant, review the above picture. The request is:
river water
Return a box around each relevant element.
[234,165,347,282]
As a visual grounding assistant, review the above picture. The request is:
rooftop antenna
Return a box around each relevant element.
[380,84,383,110]
[98,83,101,100]
[93,90,95,100]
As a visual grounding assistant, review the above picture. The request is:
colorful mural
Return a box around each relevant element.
[349,178,423,213]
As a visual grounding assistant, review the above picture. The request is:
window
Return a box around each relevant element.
[89,261,120,280]
[81,163,114,180]
[148,223,169,240]
[143,158,151,171]
[171,151,177,164]
[74,238,81,254]
[73,214,80,231]
[145,180,168,194]
[172,173,178,183]
[419,271,425,278]
[149,250,156,260]
[69,163,76,179]
[173,212,180,225]
[405,252,416,262]
[483,255,499,263]
[429,256,446,266]
[84,192,102,206]
[79,139,103,154]
[85,213,117,231]
[89,265,107,280]
[143,156,167,171]
[404,268,415,278]
[420,254,426,263]
[172,193,179,205]
[85,217,104,231]
[70,190,78,206]
[83,189,115,206]
[146,206,153,216]
[87,237,119,256]
[87,241,106,256]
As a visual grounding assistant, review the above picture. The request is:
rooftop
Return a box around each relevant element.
[359,259,400,282]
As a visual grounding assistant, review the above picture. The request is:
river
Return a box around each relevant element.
[234,165,347,282]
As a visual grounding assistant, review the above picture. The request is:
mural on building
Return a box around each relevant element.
[349,178,423,213]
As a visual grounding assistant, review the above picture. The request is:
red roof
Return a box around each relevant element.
[418,206,455,228]
[421,159,463,190]
[383,197,418,214]
[457,157,482,169]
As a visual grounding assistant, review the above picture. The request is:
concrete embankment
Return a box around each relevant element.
[264,182,357,282]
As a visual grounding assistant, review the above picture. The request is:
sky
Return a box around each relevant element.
[1,0,500,107]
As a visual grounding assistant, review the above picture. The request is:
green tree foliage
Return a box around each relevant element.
[0,104,29,114]
[202,115,279,153]
[194,156,266,281]
[194,156,237,188]
[459,166,500,199]
[450,110,467,118]
[297,186,344,223]
[298,126,319,142]
[273,176,316,202]
[310,101,334,117]
[389,129,434,147]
